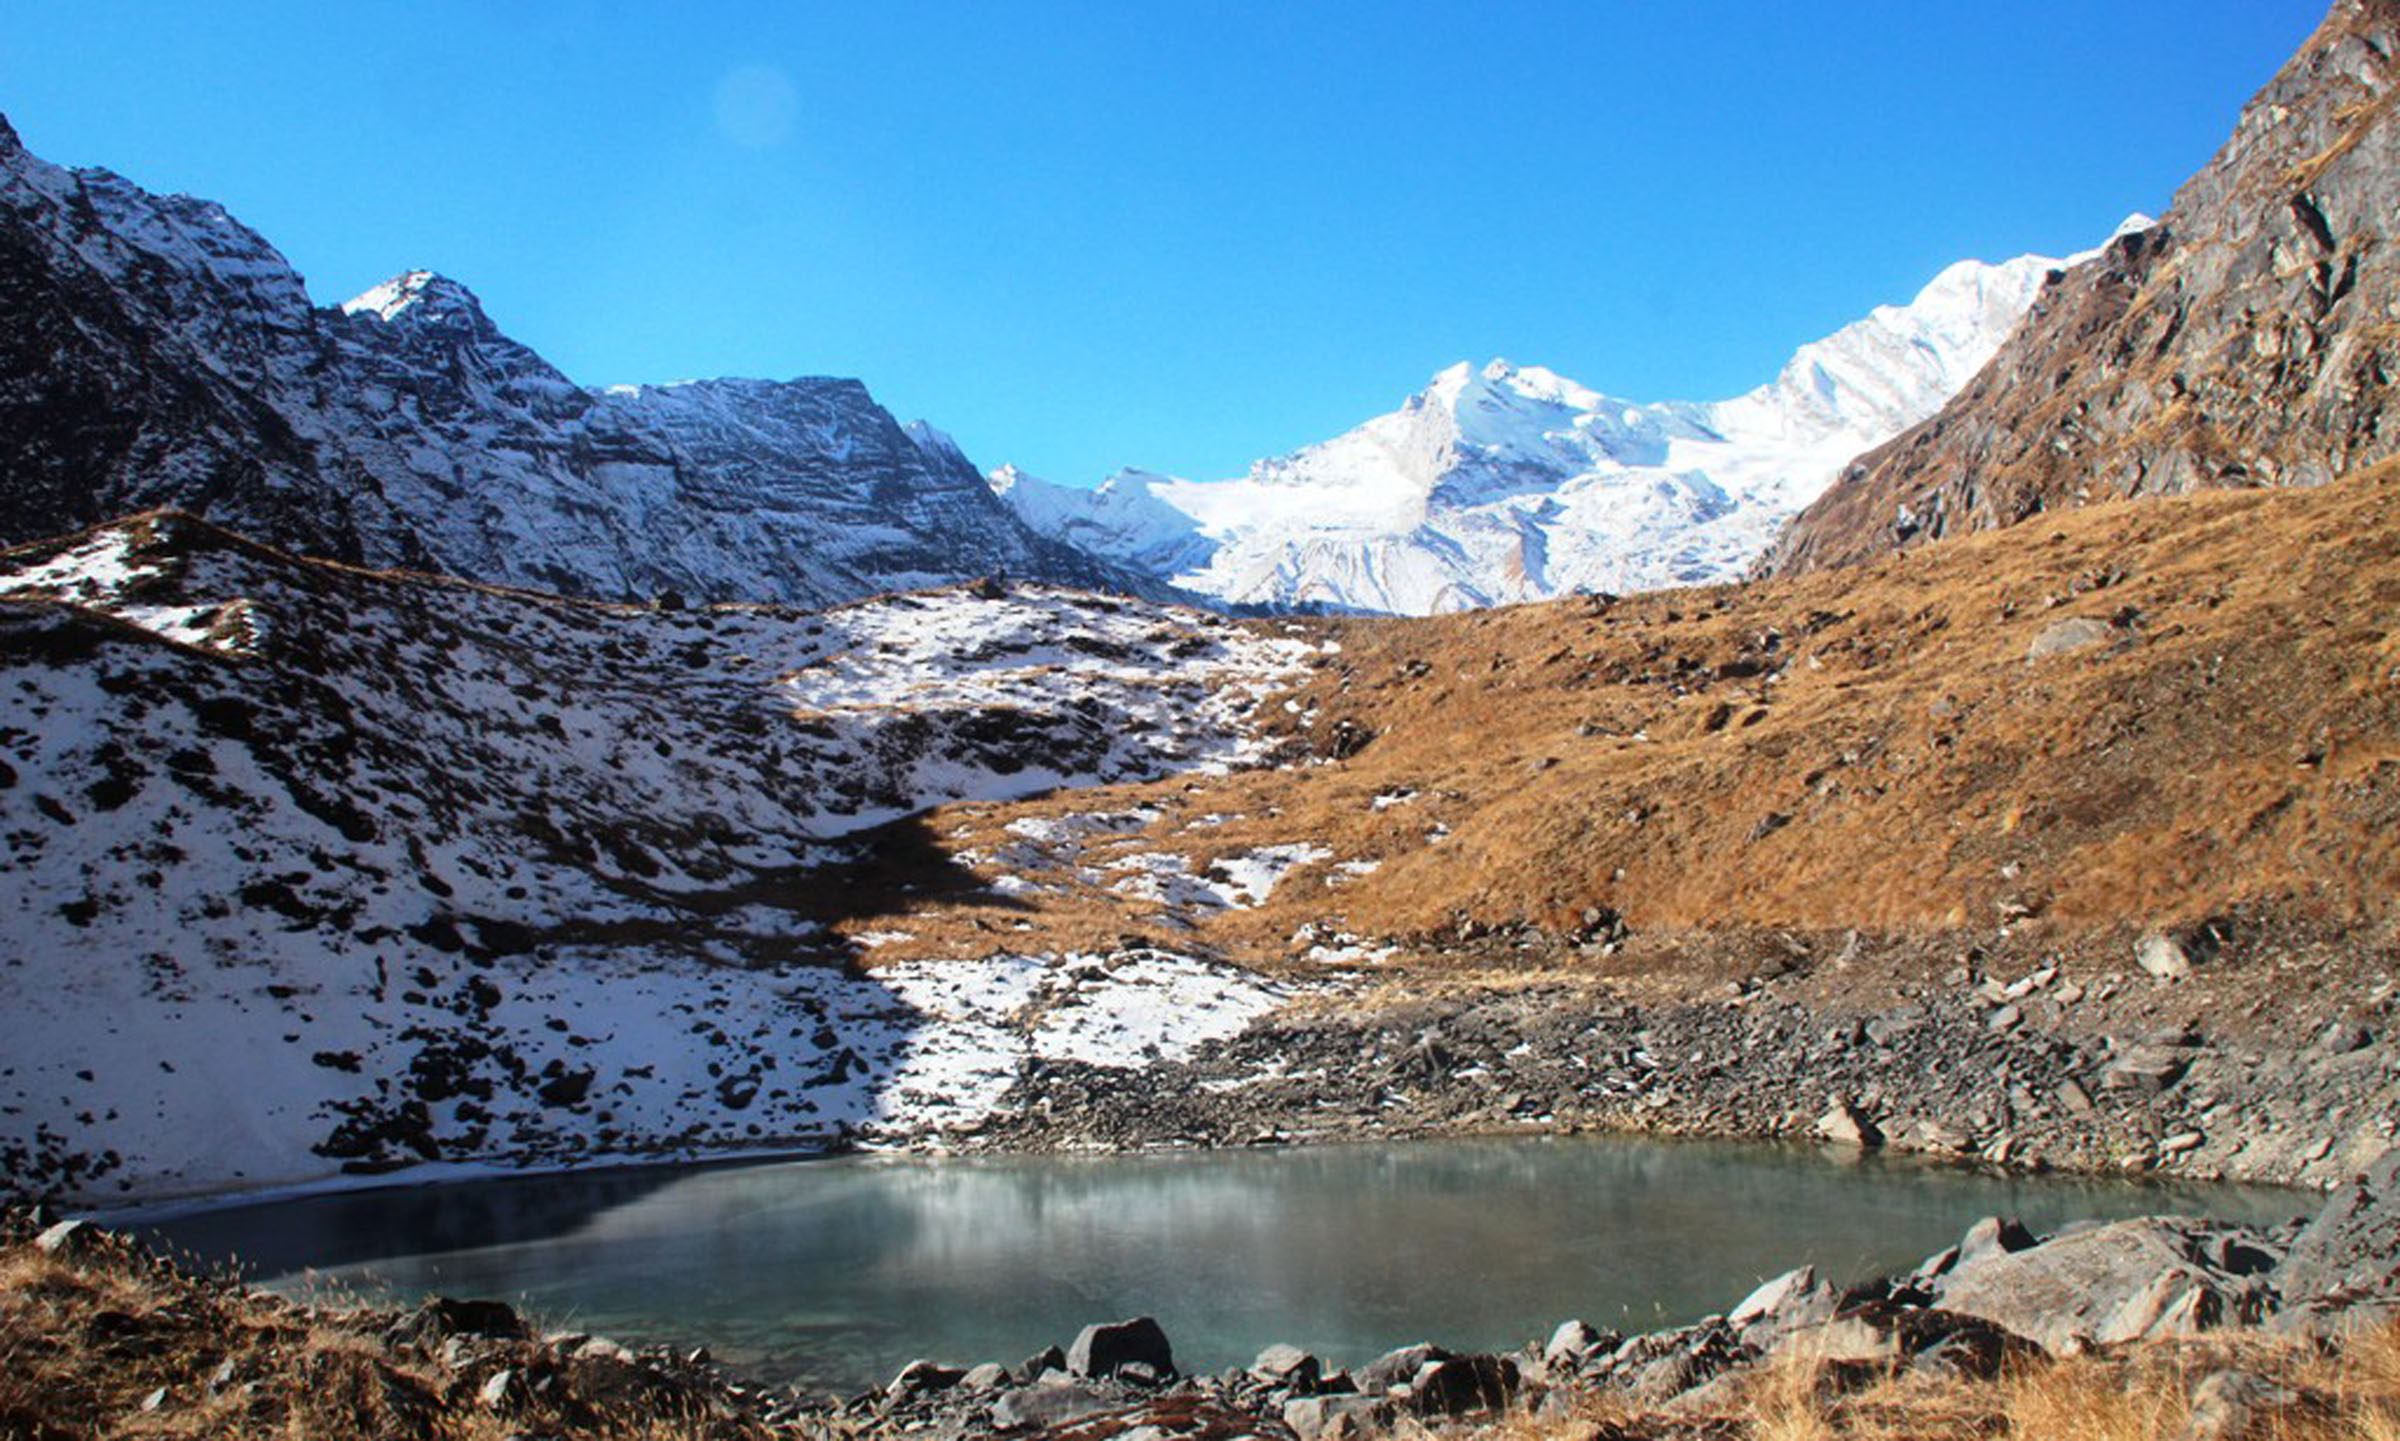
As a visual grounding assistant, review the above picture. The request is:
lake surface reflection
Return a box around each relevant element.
[150,1137,2308,1394]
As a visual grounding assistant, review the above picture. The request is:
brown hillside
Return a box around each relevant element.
[1765,0,2400,576]
[848,469,2400,971]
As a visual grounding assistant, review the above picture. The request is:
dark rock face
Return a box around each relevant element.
[1765,0,2400,575]
[0,114,1143,606]
[1064,1316,1177,1381]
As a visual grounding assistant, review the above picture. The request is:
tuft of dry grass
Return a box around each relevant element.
[0,1217,775,1441]
[1444,1322,2400,1441]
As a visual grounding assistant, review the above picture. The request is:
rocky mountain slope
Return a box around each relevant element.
[0,514,1315,1202]
[995,242,2107,614]
[1766,0,2400,574]
[0,116,1136,606]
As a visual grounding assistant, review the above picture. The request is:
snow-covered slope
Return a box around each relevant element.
[0,115,1141,606]
[0,514,1316,1204]
[998,234,2136,614]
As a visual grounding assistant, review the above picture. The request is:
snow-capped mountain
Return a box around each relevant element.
[0,512,1314,1203]
[997,234,2135,615]
[0,115,1142,606]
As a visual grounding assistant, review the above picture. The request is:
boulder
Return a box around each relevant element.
[1817,1099,1883,1147]
[1065,1316,1176,1381]
[1020,1343,1068,1380]
[1356,1341,1450,1394]
[990,1379,1121,1430]
[1282,1393,1395,1441]
[2027,618,2129,661]
[1249,1343,1323,1391]
[1932,1218,2275,1353]
[2136,932,2194,981]
[1728,1265,1840,1345]
[2274,1148,2400,1328]
[2181,1369,2327,1441]
[1772,1301,2035,1382]
[1542,1319,1616,1371]
[1955,1216,2038,1268]
[1407,1354,1518,1416]
[389,1296,529,1346]
[2102,1040,2193,1094]
[884,1359,966,1397]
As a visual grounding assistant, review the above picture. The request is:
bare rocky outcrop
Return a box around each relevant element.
[1765,0,2400,575]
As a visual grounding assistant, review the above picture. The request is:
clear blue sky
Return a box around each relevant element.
[3,1,2328,486]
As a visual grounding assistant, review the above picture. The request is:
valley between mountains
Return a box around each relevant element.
[6,1,2400,1438]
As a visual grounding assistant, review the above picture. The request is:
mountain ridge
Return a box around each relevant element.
[992,235,2126,615]
[0,115,1151,608]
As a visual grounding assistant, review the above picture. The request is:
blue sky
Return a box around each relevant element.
[4,2,2328,485]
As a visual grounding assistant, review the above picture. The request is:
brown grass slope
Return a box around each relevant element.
[1765,0,2400,576]
[858,468,2400,972]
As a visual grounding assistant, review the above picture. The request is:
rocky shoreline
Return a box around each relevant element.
[963,930,2399,1194]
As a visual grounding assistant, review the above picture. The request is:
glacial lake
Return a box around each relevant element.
[148,1137,2310,1395]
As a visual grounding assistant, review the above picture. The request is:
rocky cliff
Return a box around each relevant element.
[0,116,1138,606]
[1764,0,2400,575]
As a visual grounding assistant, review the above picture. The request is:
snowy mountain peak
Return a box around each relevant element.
[342,269,489,325]
[997,235,2103,614]
[904,419,973,472]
